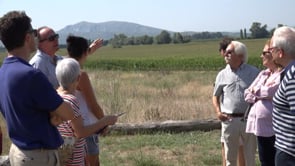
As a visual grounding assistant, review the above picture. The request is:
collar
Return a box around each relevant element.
[4,56,31,66]
[226,63,246,72]
[37,49,57,65]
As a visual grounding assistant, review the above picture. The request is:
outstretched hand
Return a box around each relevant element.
[97,115,118,136]
[88,39,103,55]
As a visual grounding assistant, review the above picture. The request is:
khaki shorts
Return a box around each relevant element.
[221,136,244,146]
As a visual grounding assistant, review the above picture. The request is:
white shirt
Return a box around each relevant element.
[75,90,98,126]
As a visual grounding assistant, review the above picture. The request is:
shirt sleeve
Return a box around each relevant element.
[30,71,63,112]
[213,72,225,96]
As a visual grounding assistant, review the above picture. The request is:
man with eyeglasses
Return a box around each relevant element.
[213,41,259,166]
[0,10,78,166]
[29,26,62,89]
[218,37,246,166]
[270,26,295,166]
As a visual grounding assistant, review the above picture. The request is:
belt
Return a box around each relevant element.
[30,148,57,152]
[12,143,57,152]
[223,113,244,117]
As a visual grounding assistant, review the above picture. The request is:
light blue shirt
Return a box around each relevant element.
[29,49,63,89]
[213,63,259,114]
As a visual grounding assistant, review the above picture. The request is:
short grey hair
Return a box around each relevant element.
[272,26,295,58]
[231,41,248,63]
[56,58,80,90]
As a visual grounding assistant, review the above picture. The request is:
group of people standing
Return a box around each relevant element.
[2,9,295,166]
[213,26,295,166]
[0,10,118,166]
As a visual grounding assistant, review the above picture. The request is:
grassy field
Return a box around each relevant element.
[55,39,266,70]
[1,39,267,70]
[87,70,217,123]
[100,130,223,166]
[0,39,266,165]
[1,121,260,166]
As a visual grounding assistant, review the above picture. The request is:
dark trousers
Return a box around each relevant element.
[275,148,295,166]
[257,136,275,166]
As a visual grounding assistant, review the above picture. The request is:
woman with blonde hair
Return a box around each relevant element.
[244,40,282,166]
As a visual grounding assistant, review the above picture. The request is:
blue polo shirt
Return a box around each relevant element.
[0,56,63,150]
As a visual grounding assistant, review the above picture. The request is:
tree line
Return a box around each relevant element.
[108,30,224,48]
[107,22,288,48]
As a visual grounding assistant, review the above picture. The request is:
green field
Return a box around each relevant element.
[1,39,267,70]
[41,38,266,71]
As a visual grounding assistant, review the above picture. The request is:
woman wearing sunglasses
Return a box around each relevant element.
[244,40,283,166]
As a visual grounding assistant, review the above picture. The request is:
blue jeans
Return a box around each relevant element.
[257,136,275,166]
[85,134,99,155]
[275,148,295,166]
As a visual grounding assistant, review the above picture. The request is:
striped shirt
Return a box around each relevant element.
[273,62,295,157]
[57,94,86,166]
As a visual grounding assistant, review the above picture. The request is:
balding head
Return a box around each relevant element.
[37,26,59,56]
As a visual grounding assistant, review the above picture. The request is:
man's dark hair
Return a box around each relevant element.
[66,35,89,60]
[219,37,233,52]
[0,11,32,51]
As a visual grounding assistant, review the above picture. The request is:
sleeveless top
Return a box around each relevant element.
[75,90,98,126]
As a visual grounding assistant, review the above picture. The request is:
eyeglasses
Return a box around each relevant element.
[27,29,38,37]
[39,33,59,42]
[262,51,271,56]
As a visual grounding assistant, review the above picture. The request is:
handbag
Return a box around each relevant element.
[58,136,76,165]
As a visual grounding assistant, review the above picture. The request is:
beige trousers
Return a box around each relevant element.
[9,143,60,166]
[221,117,257,166]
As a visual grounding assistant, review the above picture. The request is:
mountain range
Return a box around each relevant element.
[0,21,239,47]
[57,21,239,44]
[57,21,169,44]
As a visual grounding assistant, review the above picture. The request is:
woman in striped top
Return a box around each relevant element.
[55,58,118,165]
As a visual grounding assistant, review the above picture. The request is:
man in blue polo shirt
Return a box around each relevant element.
[0,11,77,166]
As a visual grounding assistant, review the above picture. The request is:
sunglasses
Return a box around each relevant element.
[262,51,271,56]
[39,33,59,42]
[27,29,38,37]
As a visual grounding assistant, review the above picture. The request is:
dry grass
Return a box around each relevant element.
[0,70,219,157]
[88,70,218,123]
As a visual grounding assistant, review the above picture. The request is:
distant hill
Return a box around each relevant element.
[57,21,240,44]
[57,21,168,44]
[0,21,241,48]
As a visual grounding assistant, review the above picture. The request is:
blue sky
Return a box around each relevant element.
[0,0,294,32]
